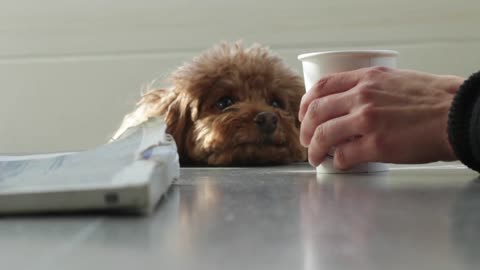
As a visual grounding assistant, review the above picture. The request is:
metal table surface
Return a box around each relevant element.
[1,162,480,270]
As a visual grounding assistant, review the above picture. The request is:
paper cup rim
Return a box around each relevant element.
[297,50,399,61]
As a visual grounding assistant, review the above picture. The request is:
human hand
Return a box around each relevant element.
[298,67,464,169]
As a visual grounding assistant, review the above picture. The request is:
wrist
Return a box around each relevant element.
[442,75,465,94]
[440,99,457,161]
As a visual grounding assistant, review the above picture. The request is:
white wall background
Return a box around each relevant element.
[1,0,480,153]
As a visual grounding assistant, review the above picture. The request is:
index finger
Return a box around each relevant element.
[298,69,363,122]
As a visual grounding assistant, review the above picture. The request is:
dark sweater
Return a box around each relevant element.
[448,71,480,172]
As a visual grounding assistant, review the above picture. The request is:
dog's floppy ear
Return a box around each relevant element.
[112,89,192,161]
[160,90,194,161]
[286,89,302,129]
[282,75,305,129]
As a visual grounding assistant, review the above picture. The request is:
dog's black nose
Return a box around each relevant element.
[254,112,278,134]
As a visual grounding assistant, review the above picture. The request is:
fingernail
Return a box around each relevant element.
[309,157,323,167]
[309,160,320,167]
[300,138,309,147]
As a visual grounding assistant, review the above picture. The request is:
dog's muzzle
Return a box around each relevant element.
[254,112,278,134]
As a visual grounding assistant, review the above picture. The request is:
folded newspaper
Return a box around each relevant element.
[0,118,179,215]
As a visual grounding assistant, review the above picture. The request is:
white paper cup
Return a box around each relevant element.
[297,50,399,174]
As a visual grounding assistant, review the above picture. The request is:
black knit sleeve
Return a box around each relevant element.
[448,71,480,172]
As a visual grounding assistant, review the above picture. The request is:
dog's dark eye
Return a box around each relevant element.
[271,99,283,109]
[216,96,235,110]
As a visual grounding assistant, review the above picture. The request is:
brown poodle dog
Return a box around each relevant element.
[113,42,306,166]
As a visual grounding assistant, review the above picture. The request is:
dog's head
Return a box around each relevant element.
[116,42,307,166]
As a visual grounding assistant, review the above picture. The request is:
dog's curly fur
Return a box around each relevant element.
[113,42,306,166]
